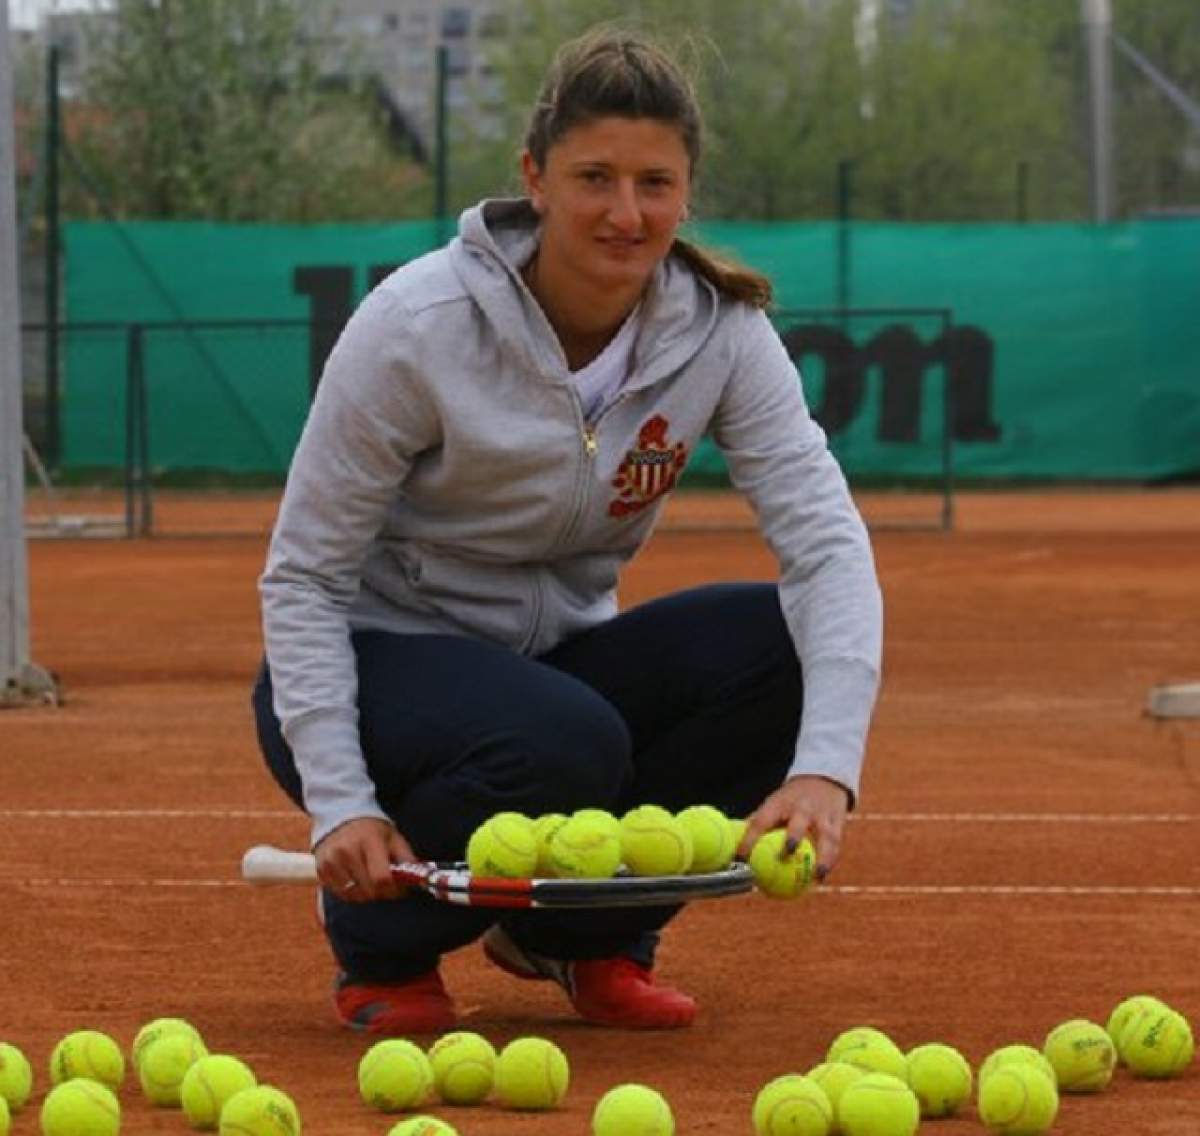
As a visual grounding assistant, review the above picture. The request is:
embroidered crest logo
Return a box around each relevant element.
[609,414,688,518]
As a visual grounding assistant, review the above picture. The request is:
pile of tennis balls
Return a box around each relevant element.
[0,1016,301,1135]
[357,1029,679,1136]
[464,804,818,898]
[357,1031,568,1131]
[750,994,1194,1136]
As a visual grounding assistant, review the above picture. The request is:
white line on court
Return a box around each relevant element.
[9,880,1200,896]
[1,809,1196,822]
[0,809,302,818]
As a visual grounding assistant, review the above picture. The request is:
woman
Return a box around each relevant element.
[252,27,882,1035]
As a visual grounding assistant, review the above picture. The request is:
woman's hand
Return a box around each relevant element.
[737,774,851,881]
[314,817,415,902]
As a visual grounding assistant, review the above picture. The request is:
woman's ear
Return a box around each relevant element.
[521,150,545,214]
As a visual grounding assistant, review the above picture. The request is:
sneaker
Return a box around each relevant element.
[482,925,696,1029]
[333,969,457,1034]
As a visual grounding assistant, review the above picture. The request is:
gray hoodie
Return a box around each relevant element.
[261,199,883,848]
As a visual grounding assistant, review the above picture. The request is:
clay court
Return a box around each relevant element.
[3,487,1198,1134]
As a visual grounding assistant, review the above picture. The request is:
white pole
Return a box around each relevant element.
[1081,0,1115,222]
[1,0,57,706]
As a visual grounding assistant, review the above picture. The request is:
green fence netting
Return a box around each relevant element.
[62,217,1200,480]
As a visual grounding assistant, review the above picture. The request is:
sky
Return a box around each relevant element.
[9,0,107,30]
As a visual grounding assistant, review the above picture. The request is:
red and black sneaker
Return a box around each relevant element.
[482,925,696,1029]
[333,969,457,1035]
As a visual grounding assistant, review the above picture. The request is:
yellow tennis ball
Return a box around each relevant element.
[1120,1005,1194,1078]
[978,1044,1057,1088]
[676,805,735,873]
[838,1072,919,1136]
[139,1032,209,1106]
[181,1054,258,1129]
[386,1117,459,1136]
[40,1079,121,1136]
[978,1064,1058,1136]
[358,1039,433,1112]
[827,1027,908,1081]
[131,1016,204,1070]
[1041,1018,1115,1091]
[805,1061,863,1132]
[427,1031,495,1105]
[0,1042,33,1111]
[532,814,569,877]
[466,812,538,878]
[1105,994,1168,1057]
[751,1074,832,1136]
[494,1037,569,1110]
[620,805,694,875]
[729,816,749,853]
[904,1043,972,1117]
[218,1085,300,1136]
[49,1029,126,1090]
[594,1082,675,1135]
[548,812,622,879]
[749,829,816,899]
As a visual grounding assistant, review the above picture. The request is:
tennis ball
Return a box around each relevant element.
[594,1082,675,1135]
[386,1118,459,1136]
[0,1042,33,1110]
[548,812,622,879]
[977,1064,1058,1136]
[827,1026,908,1081]
[677,805,735,873]
[1041,1018,1115,1091]
[749,829,816,899]
[494,1037,569,1110]
[139,1032,209,1106]
[905,1042,972,1117]
[751,1074,832,1136]
[181,1054,258,1129]
[838,1072,920,1136]
[427,1031,495,1105]
[466,812,538,879]
[131,1016,204,1070]
[978,1044,1057,1087]
[620,805,694,875]
[1120,1005,1194,1078]
[1105,994,1168,1057]
[218,1085,300,1135]
[532,814,568,877]
[49,1029,126,1090]
[359,1038,433,1112]
[729,816,749,853]
[805,1061,864,1132]
[40,1079,120,1136]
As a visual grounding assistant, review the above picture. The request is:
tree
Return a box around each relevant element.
[63,0,429,221]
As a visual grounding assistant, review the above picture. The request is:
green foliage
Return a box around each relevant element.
[65,0,429,220]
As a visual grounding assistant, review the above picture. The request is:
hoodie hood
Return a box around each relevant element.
[449,197,721,388]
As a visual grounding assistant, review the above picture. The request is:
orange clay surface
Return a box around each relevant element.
[3,488,1198,1134]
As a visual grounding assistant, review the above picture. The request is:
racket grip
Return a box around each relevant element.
[242,844,318,884]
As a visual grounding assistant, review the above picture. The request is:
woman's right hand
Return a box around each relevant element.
[314,816,415,903]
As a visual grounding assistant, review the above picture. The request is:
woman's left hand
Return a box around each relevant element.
[737,774,851,881]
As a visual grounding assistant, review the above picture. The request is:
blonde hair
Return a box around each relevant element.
[525,27,773,309]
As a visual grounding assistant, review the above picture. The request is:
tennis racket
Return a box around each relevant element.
[241,844,753,909]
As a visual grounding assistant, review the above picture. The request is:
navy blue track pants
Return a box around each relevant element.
[252,582,802,983]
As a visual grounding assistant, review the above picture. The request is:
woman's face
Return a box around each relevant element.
[522,115,691,296]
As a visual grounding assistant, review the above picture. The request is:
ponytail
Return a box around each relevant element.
[670,237,774,309]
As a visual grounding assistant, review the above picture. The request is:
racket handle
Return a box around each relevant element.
[242,844,318,884]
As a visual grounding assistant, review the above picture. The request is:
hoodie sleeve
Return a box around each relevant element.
[259,288,440,847]
[709,307,883,803]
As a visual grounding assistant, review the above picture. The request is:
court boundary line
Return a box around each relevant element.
[11,878,1200,895]
[1,809,1197,822]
